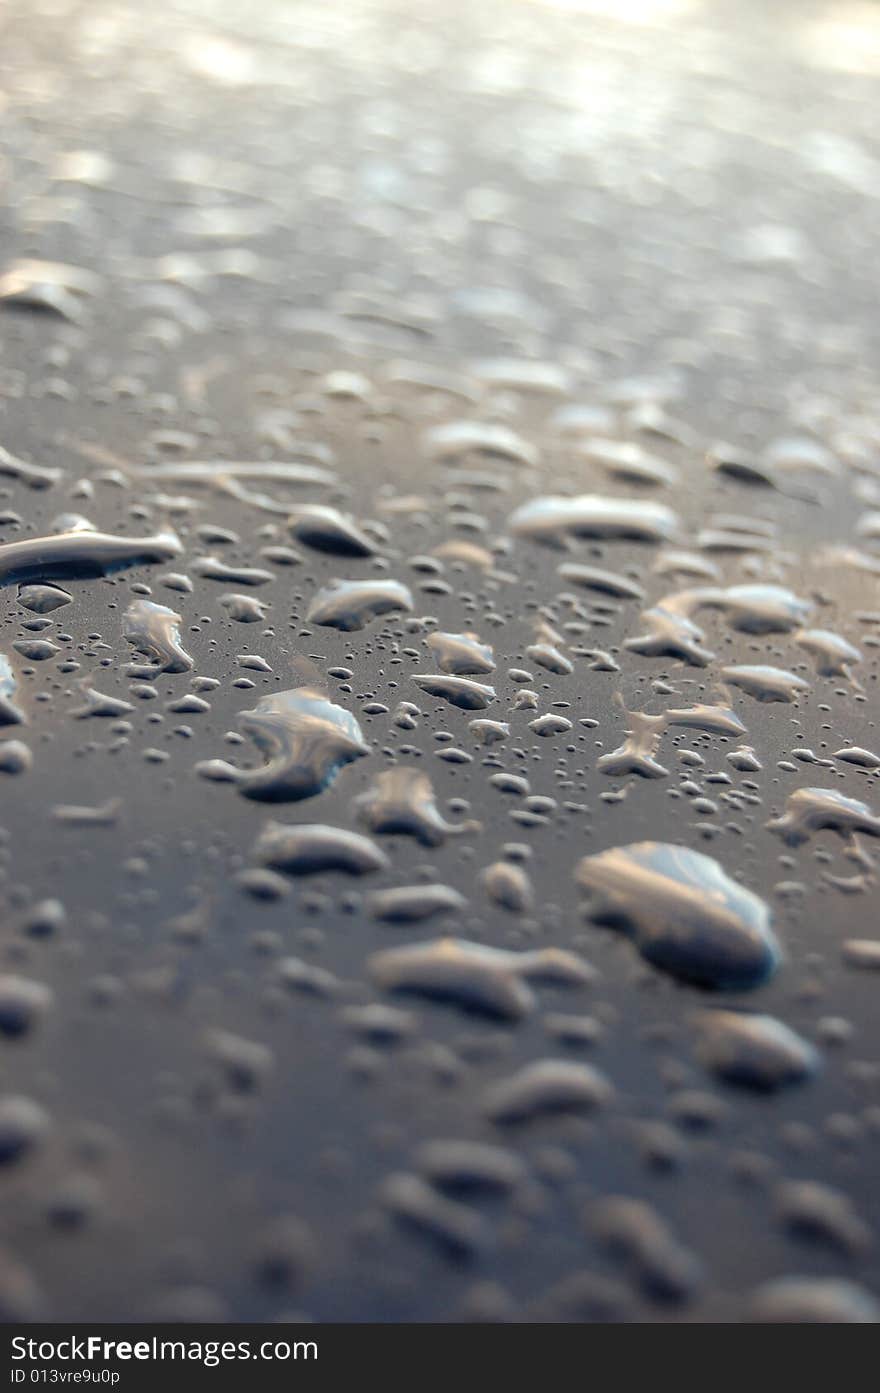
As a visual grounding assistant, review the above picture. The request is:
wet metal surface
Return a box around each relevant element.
[0,0,879,1323]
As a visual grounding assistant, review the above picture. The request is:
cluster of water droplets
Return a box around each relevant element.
[0,0,878,1326]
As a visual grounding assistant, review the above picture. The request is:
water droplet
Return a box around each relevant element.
[576,842,779,989]
[200,687,369,801]
[307,578,414,631]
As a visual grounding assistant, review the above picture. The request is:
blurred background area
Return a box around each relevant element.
[0,0,878,448]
